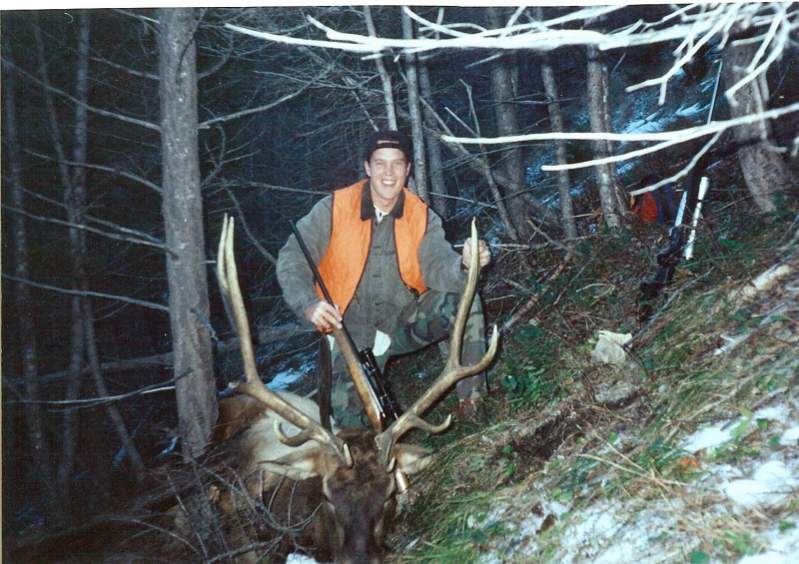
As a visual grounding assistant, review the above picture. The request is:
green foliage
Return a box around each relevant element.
[634,437,682,473]
[689,550,711,564]
[500,365,559,406]
[501,323,565,410]
[721,531,758,557]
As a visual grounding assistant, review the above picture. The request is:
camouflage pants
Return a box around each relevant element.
[329,289,487,427]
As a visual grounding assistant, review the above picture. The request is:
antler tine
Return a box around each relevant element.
[217,215,351,466]
[376,219,499,465]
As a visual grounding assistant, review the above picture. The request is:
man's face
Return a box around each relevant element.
[364,147,410,211]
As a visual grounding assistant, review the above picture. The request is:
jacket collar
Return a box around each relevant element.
[361,180,405,221]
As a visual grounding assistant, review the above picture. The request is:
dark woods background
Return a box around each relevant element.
[2,5,797,540]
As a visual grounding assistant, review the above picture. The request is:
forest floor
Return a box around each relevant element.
[378,204,799,564]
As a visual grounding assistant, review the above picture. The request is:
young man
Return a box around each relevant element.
[276,129,491,426]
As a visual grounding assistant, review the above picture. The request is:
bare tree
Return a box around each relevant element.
[364,6,397,129]
[540,52,577,240]
[402,8,429,201]
[587,43,623,229]
[288,4,797,201]
[59,13,90,502]
[3,36,63,524]
[35,13,147,491]
[487,6,534,239]
[32,17,86,508]
[419,59,451,217]
[158,7,217,457]
[723,28,796,212]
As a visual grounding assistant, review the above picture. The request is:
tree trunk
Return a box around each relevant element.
[158,7,217,458]
[487,6,533,240]
[540,49,578,240]
[364,6,397,130]
[3,37,63,524]
[419,60,451,217]
[587,44,622,229]
[401,9,429,202]
[34,17,86,511]
[62,12,93,506]
[723,35,796,212]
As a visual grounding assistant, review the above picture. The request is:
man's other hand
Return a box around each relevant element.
[462,238,491,269]
[304,301,342,332]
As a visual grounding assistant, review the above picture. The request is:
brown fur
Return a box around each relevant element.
[204,400,429,563]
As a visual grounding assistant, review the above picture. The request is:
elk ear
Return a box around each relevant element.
[392,444,434,475]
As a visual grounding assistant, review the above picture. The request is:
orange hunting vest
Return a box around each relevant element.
[316,180,428,314]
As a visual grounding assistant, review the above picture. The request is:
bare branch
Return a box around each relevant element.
[25,149,163,194]
[3,58,160,132]
[90,54,158,81]
[18,186,164,245]
[223,187,277,265]
[1,274,169,313]
[198,75,318,128]
[4,378,178,409]
[1,203,167,252]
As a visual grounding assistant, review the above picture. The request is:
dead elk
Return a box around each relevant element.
[208,215,498,563]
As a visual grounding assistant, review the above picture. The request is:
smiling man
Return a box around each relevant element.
[277,129,491,426]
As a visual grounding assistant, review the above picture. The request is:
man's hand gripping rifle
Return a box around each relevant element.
[290,222,402,429]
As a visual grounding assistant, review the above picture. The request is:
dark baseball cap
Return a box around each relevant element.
[364,129,412,163]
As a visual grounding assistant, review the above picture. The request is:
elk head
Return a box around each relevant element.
[216,215,498,563]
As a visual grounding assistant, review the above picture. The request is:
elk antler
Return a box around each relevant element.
[375,219,499,466]
[217,215,352,467]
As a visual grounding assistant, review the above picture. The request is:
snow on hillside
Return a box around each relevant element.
[470,400,799,563]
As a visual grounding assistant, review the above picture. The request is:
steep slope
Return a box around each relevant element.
[393,211,798,563]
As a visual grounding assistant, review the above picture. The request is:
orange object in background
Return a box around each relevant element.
[632,191,659,223]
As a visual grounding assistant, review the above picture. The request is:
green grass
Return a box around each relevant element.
[395,205,798,562]
[399,491,505,563]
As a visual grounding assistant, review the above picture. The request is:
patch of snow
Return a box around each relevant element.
[546,499,570,519]
[267,368,306,391]
[156,435,179,459]
[286,553,323,564]
[699,463,745,483]
[682,422,735,453]
[779,425,799,446]
[753,404,791,423]
[473,402,799,563]
[682,403,797,454]
[737,522,799,564]
[723,459,799,509]
[620,115,672,135]
[555,501,680,563]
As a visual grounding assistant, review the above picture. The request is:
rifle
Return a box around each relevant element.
[637,60,722,322]
[638,175,710,321]
[290,222,403,428]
